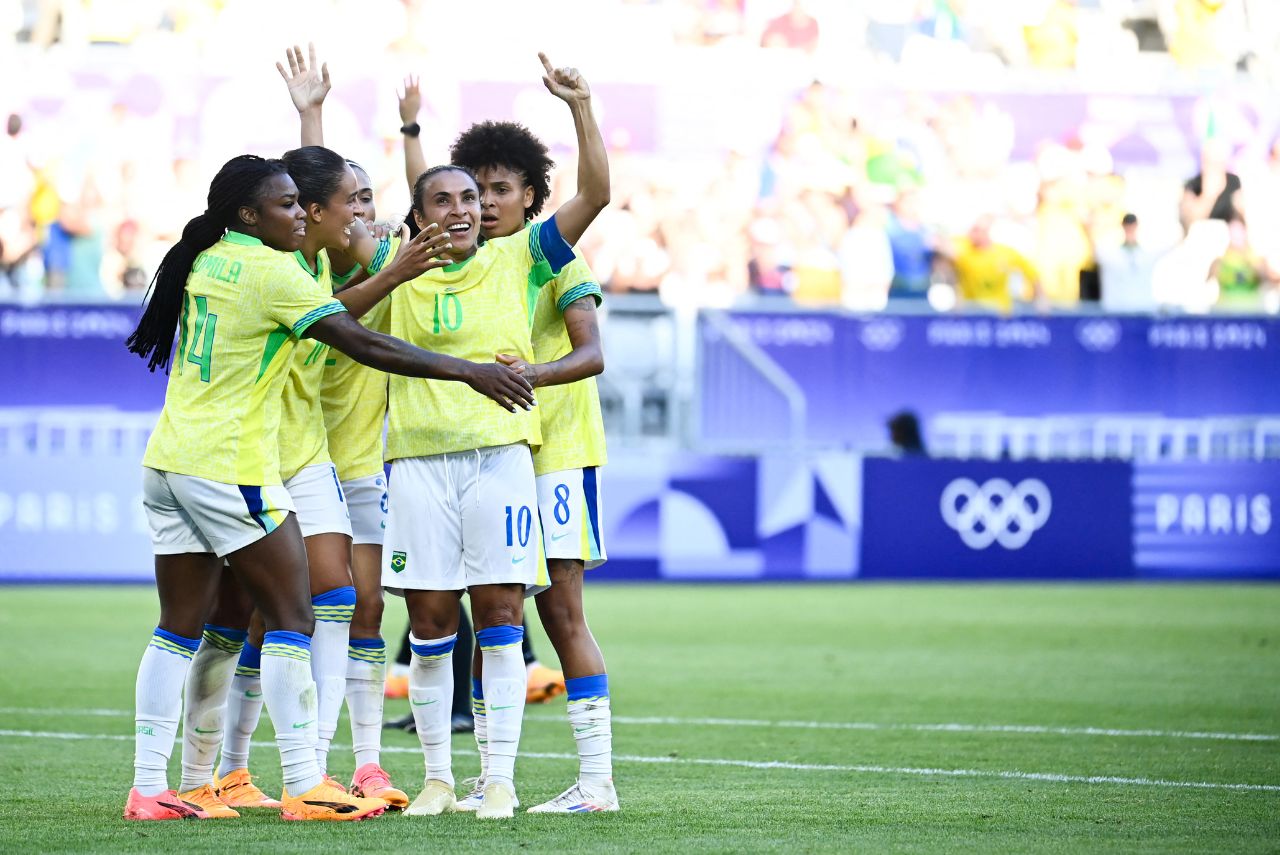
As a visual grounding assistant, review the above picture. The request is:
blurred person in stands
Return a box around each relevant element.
[0,113,39,296]
[1180,137,1240,230]
[1023,0,1079,69]
[943,214,1043,313]
[1097,213,1160,313]
[785,190,845,306]
[837,196,893,311]
[761,0,820,53]
[885,186,934,300]
[1164,0,1247,69]
[1211,215,1273,312]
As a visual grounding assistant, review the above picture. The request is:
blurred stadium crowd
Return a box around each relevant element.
[3,0,1280,314]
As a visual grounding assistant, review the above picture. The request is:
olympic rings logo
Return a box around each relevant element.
[940,478,1053,550]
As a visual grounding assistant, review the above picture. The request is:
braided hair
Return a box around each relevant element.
[126,154,289,373]
[450,121,554,220]
[405,164,477,239]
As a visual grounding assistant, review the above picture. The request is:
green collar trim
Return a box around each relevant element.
[223,230,263,247]
[292,249,325,281]
[442,253,478,273]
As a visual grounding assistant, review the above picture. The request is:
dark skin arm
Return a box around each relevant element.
[333,222,452,320]
[306,312,534,411]
[496,296,603,387]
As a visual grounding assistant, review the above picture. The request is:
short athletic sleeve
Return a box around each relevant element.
[259,263,347,338]
[550,251,604,313]
[526,215,576,290]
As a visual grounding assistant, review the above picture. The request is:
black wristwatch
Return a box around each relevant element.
[400,122,421,138]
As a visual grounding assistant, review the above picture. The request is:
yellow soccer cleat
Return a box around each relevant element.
[350,763,409,810]
[215,768,281,808]
[176,783,240,818]
[321,774,348,793]
[279,781,388,821]
[405,779,457,816]
[476,781,517,820]
[526,664,566,704]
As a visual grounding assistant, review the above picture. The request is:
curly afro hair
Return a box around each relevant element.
[450,121,554,219]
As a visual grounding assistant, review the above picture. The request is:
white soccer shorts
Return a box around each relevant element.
[343,472,388,546]
[142,467,296,558]
[284,462,352,539]
[536,467,607,570]
[382,443,549,595]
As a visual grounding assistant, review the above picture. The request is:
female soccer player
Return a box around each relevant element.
[380,53,610,821]
[397,64,617,814]
[124,154,531,821]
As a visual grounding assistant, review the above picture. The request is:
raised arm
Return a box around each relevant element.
[334,223,454,319]
[306,313,534,411]
[538,53,610,246]
[496,296,603,387]
[276,42,330,147]
[399,75,428,192]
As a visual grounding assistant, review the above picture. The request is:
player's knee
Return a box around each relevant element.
[537,594,584,641]
[351,592,384,638]
[473,600,521,630]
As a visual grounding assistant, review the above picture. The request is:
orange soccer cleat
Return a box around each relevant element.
[350,763,410,810]
[215,768,282,808]
[279,781,388,821]
[526,663,566,704]
[176,784,240,818]
[123,788,211,821]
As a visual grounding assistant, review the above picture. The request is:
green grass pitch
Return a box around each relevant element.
[0,583,1277,853]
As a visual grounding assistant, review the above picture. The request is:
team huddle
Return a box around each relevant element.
[122,46,615,822]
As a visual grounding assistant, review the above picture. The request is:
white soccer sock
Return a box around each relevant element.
[260,631,323,795]
[310,587,355,774]
[217,642,264,779]
[477,625,527,790]
[179,626,244,792]
[133,629,200,796]
[471,678,489,780]
[570,700,614,787]
[409,633,456,787]
[345,638,386,769]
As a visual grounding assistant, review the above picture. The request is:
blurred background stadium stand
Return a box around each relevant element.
[2,0,1278,581]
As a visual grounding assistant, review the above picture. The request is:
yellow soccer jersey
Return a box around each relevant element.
[386,218,574,460]
[278,248,336,480]
[530,247,608,476]
[142,231,346,485]
[322,237,398,482]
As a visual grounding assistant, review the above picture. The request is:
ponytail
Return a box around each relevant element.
[126,154,289,373]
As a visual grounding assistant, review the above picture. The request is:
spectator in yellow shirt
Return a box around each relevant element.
[948,215,1042,313]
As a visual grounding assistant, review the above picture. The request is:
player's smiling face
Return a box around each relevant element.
[309,166,364,252]
[351,164,376,225]
[415,170,480,260]
[242,173,307,252]
[474,164,534,239]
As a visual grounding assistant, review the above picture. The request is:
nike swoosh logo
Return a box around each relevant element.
[490,704,517,711]
[292,719,315,729]
[245,690,262,698]
[511,555,526,565]
[573,725,594,733]
[411,699,437,706]
[551,532,572,542]
[193,727,220,734]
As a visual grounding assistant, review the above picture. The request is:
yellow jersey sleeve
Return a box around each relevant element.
[385,221,573,460]
[278,249,341,480]
[142,231,345,485]
[322,236,399,481]
[530,250,607,475]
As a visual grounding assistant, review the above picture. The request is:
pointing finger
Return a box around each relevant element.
[538,51,554,74]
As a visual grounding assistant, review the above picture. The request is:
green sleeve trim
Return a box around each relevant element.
[332,263,362,287]
[556,282,602,314]
[291,301,346,337]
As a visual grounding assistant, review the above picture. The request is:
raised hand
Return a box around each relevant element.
[538,52,591,103]
[383,222,454,283]
[276,43,330,114]
[398,74,421,124]
[466,363,536,412]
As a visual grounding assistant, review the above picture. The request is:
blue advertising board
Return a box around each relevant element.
[1133,462,1280,578]
[698,313,1280,449]
[860,458,1135,579]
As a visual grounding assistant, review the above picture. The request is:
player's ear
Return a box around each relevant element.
[412,208,427,231]
[522,183,534,212]
[307,201,325,222]
[237,206,258,227]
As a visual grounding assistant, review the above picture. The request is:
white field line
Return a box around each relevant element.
[6,707,1272,744]
[0,728,1276,794]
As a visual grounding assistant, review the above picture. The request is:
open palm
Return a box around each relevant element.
[276,43,330,113]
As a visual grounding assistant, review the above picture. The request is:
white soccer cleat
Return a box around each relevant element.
[475,781,517,820]
[526,780,620,814]
[404,779,456,816]
[456,776,520,812]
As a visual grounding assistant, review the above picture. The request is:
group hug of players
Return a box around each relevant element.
[123,46,615,822]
